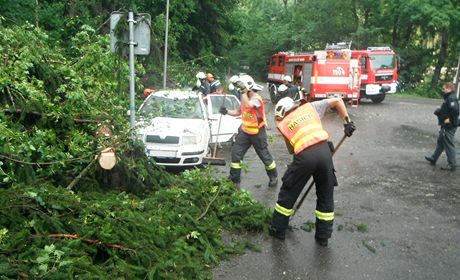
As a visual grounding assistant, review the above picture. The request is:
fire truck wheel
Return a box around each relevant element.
[269,83,278,104]
[371,94,386,103]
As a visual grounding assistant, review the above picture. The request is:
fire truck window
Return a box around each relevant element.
[294,65,302,84]
[278,56,284,66]
[271,56,277,66]
[361,57,367,70]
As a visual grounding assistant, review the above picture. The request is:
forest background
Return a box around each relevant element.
[2,0,459,95]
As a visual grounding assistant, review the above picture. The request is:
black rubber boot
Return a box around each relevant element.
[315,237,328,247]
[425,156,436,166]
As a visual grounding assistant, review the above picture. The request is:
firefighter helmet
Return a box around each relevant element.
[275,97,296,119]
[228,83,235,91]
[196,72,206,79]
[229,75,240,84]
[278,84,288,92]
[283,75,292,82]
[239,74,263,91]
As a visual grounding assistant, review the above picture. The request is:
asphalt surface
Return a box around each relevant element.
[211,92,460,280]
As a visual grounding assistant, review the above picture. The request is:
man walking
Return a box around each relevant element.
[269,96,356,246]
[425,82,459,171]
[220,75,278,187]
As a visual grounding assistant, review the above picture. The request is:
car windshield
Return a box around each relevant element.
[139,95,204,119]
[369,54,395,70]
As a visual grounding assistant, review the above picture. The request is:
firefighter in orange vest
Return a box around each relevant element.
[269,96,356,246]
[219,75,278,187]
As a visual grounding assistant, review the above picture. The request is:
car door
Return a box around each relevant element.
[206,94,241,143]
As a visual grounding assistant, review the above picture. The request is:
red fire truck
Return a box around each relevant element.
[267,49,361,105]
[351,47,398,103]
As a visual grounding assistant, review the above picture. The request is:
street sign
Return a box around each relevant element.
[110,12,151,55]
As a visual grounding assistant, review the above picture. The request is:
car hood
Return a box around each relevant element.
[137,117,208,135]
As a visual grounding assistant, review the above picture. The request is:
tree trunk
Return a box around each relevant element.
[351,0,359,31]
[282,0,288,9]
[430,28,449,90]
[35,0,39,27]
[362,8,370,47]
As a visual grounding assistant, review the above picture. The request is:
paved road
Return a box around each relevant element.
[212,93,460,280]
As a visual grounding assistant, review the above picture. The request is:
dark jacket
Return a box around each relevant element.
[286,85,299,100]
[198,80,211,96]
[436,91,459,128]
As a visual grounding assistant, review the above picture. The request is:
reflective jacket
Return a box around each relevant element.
[241,95,266,135]
[277,103,329,154]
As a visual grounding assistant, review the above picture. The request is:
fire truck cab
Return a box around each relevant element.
[351,47,398,103]
[267,48,361,106]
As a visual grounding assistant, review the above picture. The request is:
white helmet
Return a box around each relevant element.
[239,74,255,88]
[228,83,235,91]
[275,97,296,119]
[196,72,206,79]
[239,74,263,91]
[229,75,240,84]
[283,75,292,83]
[278,84,288,92]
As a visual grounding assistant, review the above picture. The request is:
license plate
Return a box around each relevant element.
[147,149,176,157]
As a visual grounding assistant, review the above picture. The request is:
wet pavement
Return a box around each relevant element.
[211,92,460,280]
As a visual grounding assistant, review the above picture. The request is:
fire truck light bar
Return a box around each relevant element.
[367,47,392,51]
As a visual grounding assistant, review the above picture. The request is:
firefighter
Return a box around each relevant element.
[219,75,278,187]
[228,75,242,100]
[196,72,210,96]
[207,72,223,94]
[425,82,459,171]
[283,75,300,100]
[269,96,356,246]
[277,84,289,102]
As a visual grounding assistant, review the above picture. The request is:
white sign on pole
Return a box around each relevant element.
[110,12,151,55]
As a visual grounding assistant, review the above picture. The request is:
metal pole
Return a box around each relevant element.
[454,54,460,99]
[128,12,136,129]
[163,0,170,89]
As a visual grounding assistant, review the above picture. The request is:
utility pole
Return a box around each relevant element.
[163,0,170,89]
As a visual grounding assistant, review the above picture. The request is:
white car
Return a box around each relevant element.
[136,90,211,166]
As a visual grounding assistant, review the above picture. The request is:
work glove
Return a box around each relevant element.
[343,117,356,137]
[219,106,228,115]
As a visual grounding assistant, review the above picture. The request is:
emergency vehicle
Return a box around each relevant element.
[267,49,361,106]
[351,46,398,103]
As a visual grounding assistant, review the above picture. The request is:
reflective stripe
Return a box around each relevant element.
[242,120,258,127]
[293,130,329,154]
[243,126,259,134]
[315,210,334,221]
[230,162,242,169]
[265,161,276,170]
[275,203,294,217]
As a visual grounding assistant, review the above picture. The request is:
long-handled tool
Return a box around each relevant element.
[290,134,347,218]
[203,93,227,166]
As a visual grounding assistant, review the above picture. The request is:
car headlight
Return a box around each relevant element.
[183,134,202,145]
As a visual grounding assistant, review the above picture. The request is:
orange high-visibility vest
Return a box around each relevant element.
[241,95,267,135]
[277,103,329,154]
